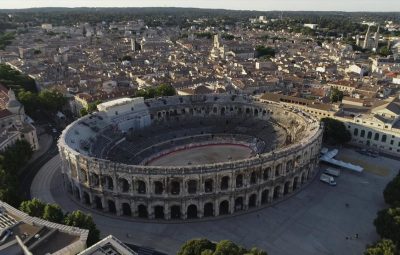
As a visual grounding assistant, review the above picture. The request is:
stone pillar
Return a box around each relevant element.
[101,196,107,212]
[268,189,274,203]
[215,200,220,216]
[115,198,122,216]
[148,204,154,219]
[165,202,171,220]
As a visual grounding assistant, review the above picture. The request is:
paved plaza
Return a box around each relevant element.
[31,148,399,255]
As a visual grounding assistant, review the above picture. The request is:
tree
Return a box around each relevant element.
[178,239,216,255]
[374,207,400,245]
[330,88,344,103]
[379,46,392,57]
[321,118,351,145]
[64,210,101,246]
[365,239,397,255]
[80,107,88,117]
[1,140,33,173]
[43,204,64,224]
[19,198,46,217]
[17,90,40,116]
[255,46,276,58]
[246,248,268,255]
[38,89,67,112]
[383,175,400,207]
[156,84,176,97]
[214,240,246,255]
[121,55,132,61]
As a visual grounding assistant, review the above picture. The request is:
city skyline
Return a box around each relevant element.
[1,0,400,12]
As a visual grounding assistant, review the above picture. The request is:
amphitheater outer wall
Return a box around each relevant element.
[58,95,323,220]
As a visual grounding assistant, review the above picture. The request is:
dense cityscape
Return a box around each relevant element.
[0,5,399,255]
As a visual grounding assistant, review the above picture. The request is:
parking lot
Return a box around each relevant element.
[32,148,399,255]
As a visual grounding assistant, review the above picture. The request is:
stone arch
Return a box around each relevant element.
[80,169,88,183]
[284,181,291,195]
[219,200,230,215]
[235,197,244,211]
[360,130,365,137]
[171,180,180,195]
[220,107,225,115]
[103,176,113,190]
[221,176,230,190]
[82,191,90,205]
[275,164,282,177]
[354,128,359,136]
[249,194,257,208]
[250,171,257,184]
[138,204,148,218]
[187,204,198,219]
[273,186,281,200]
[254,108,259,116]
[90,173,100,187]
[187,180,197,194]
[236,174,243,188]
[137,180,146,194]
[286,160,293,172]
[154,205,164,219]
[204,202,214,217]
[367,131,372,139]
[108,200,116,214]
[263,167,271,181]
[301,172,306,183]
[170,205,181,219]
[261,189,269,204]
[205,179,213,193]
[118,178,130,193]
[122,203,131,216]
[293,176,299,190]
[94,196,102,209]
[154,181,163,194]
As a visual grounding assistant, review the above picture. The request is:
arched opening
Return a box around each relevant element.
[273,186,281,200]
[122,203,131,216]
[284,181,291,195]
[367,131,372,139]
[235,197,243,211]
[108,200,116,214]
[104,176,113,190]
[263,168,271,181]
[187,204,198,219]
[154,181,163,194]
[301,173,306,183]
[220,108,225,116]
[353,128,359,136]
[261,189,269,204]
[246,108,250,114]
[360,130,365,137]
[213,107,217,113]
[94,196,102,209]
[137,181,146,194]
[74,186,80,200]
[154,206,164,219]
[171,205,181,219]
[286,160,293,172]
[138,204,148,218]
[293,177,299,190]
[80,169,88,183]
[219,200,230,215]
[204,203,214,217]
[236,174,243,188]
[221,176,229,190]
[254,109,259,116]
[91,173,99,187]
[249,194,257,208]
[171,181,180,195]
[119,178,130,193]
[275,164,281,177]
[205,179,213,193]
[250,172,257,184]
[374,133,379,141]
[187,180,197,194]
[83,191,90,205]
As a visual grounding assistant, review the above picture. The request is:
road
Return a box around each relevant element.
[31,148,399,255]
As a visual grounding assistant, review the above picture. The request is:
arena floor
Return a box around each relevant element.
[147,144,254,166]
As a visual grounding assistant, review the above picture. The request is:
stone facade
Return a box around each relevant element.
[58,94,323,220]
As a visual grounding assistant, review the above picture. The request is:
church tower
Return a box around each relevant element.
[374,25,380,51]
[363,25,371,49]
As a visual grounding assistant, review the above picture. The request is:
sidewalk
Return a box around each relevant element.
[29,132,53,163]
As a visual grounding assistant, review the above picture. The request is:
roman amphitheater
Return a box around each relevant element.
[58,94,323,220]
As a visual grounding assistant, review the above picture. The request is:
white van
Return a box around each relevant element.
[320,174,337,186]
[324,167,340,177]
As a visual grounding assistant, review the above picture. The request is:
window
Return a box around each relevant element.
[367,131,372,139]
[360,130,365,138]
[115,111,118,115]
[374,133,379,141]
[382,135,387,143]
[390,140,394,145]
[353,128,359,136]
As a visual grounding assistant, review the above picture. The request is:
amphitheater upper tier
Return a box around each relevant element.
[58,94,323,220]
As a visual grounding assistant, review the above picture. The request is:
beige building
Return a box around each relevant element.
[0,85,39,151]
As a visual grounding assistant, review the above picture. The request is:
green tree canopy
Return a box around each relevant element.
[374,207,400,245]
[330,88,344,103]
[364,239,397,255]
[177,239,267,255]
[0,64,37,92]
[19,198,46,217]
[255,46,276,58]
[43,204,64,224]
[383,175,400,207]
[64,210,101,246]
[38,89,67,112]
[321,118,351,145]
[135,84,176,99]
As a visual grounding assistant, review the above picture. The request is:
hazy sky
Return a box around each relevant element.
[0,0,399,12]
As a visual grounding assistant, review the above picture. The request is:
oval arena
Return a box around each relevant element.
[58,94,323,220]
